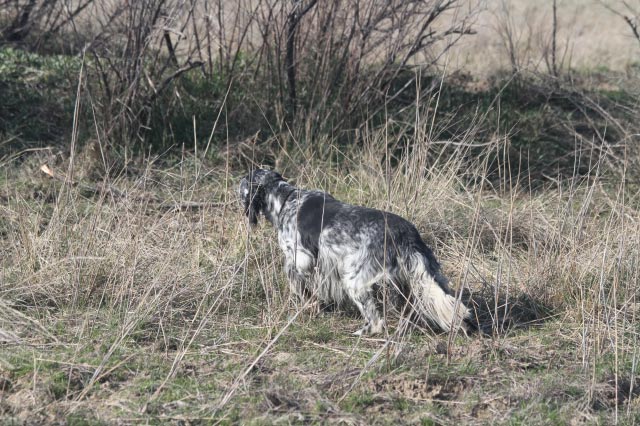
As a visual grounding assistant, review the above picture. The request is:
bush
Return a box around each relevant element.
[0,47,81,153]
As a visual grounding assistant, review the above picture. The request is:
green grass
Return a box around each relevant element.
[1,2,639,423]
[1,308,637,423]
[2,105,640,424]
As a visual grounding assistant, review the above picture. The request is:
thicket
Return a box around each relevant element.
[1,0,638,184]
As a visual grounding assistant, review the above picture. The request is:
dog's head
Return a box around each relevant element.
[239,169,284,226]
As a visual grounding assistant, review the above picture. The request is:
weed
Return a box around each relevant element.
[1,2,640,424]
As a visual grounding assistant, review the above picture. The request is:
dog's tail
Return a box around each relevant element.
[406,250,471,335]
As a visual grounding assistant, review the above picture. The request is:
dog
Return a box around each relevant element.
[239,169,471,336]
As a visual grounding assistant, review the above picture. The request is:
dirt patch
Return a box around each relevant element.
[593,375,640,410]
[366,373,470,402]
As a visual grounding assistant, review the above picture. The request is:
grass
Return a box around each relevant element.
[1,123,639,424]
[454,0,640,77]
[1,3,639,421]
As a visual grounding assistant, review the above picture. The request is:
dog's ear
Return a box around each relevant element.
[247,188,261,226]
[240,176,262,226]
[240,169,285,226]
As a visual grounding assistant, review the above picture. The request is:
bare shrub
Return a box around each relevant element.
[1,1,481,158]
[249,0,481,133]
[603,1,640,46]
[492,0,570,77]
[80,1,206,151]
[0,0,95,46]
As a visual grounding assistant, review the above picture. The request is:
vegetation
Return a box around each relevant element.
[1,0,640,424]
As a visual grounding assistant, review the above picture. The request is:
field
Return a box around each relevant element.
[2,137,639,424]
[2,0,640,424]
[452,0,640,75]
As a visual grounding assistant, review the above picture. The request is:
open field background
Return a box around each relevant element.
[453,0,640,75]
[2,0,640,424]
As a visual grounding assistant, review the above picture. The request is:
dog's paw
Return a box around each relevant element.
[353,324,370,336]
[369,319,385,335]
[353,319,385,336]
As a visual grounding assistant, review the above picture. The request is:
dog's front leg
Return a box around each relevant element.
[284,260,309,307]
[283,246,318,308]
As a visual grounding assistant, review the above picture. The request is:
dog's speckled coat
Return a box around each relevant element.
[239,169,470,335]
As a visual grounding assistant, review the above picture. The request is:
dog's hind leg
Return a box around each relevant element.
[342,278,384,336]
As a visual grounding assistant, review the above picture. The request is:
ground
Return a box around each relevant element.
[1,151,638,424]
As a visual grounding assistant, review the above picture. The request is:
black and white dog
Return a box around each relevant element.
[239,169,470,336]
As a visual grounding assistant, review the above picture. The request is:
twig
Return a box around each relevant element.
[214,298,313,411]
[286,0,319,118]
[551,0,559,78]
[601,1,640,45]
[163,31,179,67]
[147,61,204,103]
[39,164,228,210]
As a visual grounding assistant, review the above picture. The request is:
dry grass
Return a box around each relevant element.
[1,119,639,424]
[2,0,640,424]
[448,0,640,76]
